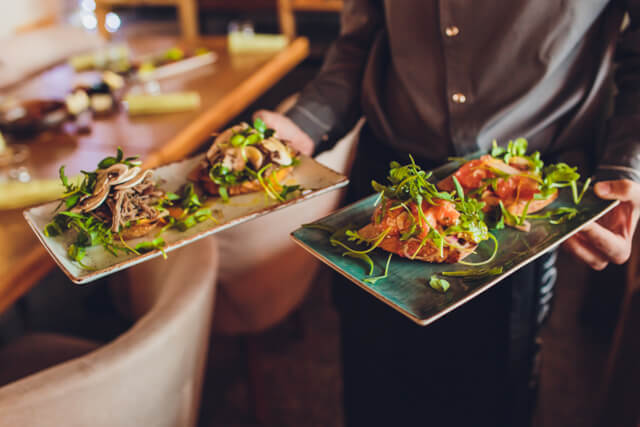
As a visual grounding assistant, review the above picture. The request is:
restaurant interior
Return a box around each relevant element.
[0,1,638,426]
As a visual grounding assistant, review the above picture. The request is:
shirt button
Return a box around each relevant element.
[452,93,467,104]
[445,26,460,37]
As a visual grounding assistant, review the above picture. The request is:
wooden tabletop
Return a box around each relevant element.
[0,35,309,313]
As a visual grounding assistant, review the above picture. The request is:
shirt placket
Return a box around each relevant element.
[439,0,477,155]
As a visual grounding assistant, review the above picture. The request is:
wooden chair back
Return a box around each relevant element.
[277,0,342,40]
[95,0,199,40]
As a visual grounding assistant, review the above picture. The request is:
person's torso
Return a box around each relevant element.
[361,0,624,166]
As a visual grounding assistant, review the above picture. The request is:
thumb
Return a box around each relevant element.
[595,180,640,203]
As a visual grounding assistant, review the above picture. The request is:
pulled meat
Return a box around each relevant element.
[105,176,167,232]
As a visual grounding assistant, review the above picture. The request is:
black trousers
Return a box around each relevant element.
[332,125,556,427]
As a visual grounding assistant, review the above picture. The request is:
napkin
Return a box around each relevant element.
[124,92,201,115]
[227,32,288,54]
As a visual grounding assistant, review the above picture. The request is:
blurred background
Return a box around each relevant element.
[0,2,637,427]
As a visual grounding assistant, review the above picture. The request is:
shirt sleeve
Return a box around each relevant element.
[597,3,640,183]
[285,0,383,153]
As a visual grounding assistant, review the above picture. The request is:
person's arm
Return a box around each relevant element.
[564,4,640,270]
[596,4,640,182]
[256,0,383,155]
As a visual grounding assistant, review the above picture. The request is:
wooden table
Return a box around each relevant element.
[0,35,309,313]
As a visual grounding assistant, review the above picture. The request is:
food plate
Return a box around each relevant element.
[24,154,348,284]
[291,161,618,326]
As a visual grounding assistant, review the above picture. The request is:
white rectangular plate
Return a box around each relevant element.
[24,154,348,284]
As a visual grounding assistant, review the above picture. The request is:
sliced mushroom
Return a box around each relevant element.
[110,166,141,186]
[207,123,249,161]
[110,191,126,232]
[92,171,111,192]
[114,169,153,190]
[101,163,129,183]
[71,184,110,213]
[244,146,264,169]
[221,147,247,172]
[261,137,293,166]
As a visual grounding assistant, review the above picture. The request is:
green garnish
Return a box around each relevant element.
[169,183,217,231]
[97,147,141,170]
[208,164,242,203]
[343,252,375,276]
[458,232,498,266]
[491,138,543,173]
[135,237,167,259]
[330,227,392,255]
[441,266,503,278]
[525,207,578,224]
[429,275,450,292]
[165,47,184,61]
[498,201,521,227]
[279,184,301,200]
[226,118,273,149]
[363,253,393,284]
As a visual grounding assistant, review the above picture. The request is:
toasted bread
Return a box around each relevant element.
[120,219,164,240]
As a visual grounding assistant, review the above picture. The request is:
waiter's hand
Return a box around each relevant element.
[563,179,640,270]
[253,110,315,156]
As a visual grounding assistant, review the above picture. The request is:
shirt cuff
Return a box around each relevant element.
[594,164,640,183]
[285,103,332,153]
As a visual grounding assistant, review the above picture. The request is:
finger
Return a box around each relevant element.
[595,180,640,205]
[252,109,274,124]
[563,235,609,270]
[577,221,630,264]
[252,109,267,120]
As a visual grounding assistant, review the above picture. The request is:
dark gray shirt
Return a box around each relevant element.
[287,0,640,181]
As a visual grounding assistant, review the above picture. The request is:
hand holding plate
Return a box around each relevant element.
[563,179,640,270]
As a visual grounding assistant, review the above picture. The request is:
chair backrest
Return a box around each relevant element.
[0,236,219,427]
[277,0,343,40]
[95,0,199,40]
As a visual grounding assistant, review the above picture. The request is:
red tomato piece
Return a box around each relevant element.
[494,176,539,201]
[454,159,495,189]
[431,200,460,226]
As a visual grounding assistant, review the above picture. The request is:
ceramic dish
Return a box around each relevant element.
[24,153,348,284]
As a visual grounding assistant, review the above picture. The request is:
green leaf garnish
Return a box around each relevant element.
[458,232,498,266]
[525,207,578,224]
[363,253,393,284]
[342,252,375,276]
[441,266,503,278]
[253,117,267,134]
[429,275,450,292]
[135,237,166,258]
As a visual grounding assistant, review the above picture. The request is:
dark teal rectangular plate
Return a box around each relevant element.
[291,163,619,326]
